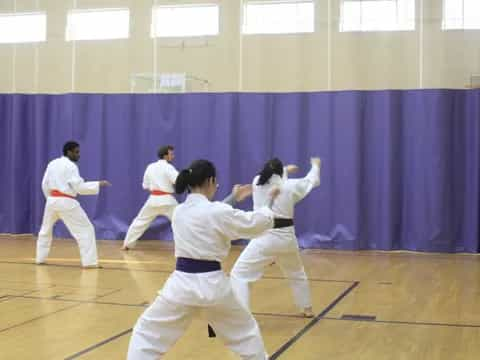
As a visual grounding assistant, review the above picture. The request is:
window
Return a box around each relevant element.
[340,0,415,32]
[0,12,46,43]
[443,0,480,30]
[242,0,314,35]
[66,8,130,41]
[151,4,219,37]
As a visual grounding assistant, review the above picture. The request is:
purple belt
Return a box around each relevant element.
[176,257,221,273]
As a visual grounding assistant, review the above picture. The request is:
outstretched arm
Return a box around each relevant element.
[222,184,252,206]
[288,157,321,203]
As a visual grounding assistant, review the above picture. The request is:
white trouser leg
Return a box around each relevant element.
[60,205,98,267]
[232,233,312,312]
[277,248,312,310]
[230,240,275,311]
[207,289,268,360]
[127,295,194,360]
[36,203,59,264]
[123,204,174,248]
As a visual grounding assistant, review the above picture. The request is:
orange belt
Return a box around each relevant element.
[50,190,76,199]
[151,190,172,196]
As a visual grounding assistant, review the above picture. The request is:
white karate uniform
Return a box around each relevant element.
[231,164,320,312]
[36,156,100,267]
[123,160,179,248]
[127,193,274,360]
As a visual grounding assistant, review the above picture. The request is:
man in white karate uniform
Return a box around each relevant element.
[36,141,111,268]
[122,145,178,250]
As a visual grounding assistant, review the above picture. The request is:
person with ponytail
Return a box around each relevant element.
[127,159,282,360]
[231,156,321,318]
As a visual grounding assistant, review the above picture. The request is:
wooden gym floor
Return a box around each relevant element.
[0,235,479,359]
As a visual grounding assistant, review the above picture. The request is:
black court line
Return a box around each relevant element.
[0,279,117,291]
[254,312,309,319]
[303,250,480,261]
[341,314,376,321]
[9,294,147,308]
[323,316,480,329]
[0,288,53,296]
[0,260,359,284]
[64,328,133,360]
[0,260,92,269]
[45,290,76,298]
[87,288,123,300]
[262,275,355,284]
[100,265,172,273]
[0,289,123,334]
[269,281,359,360]
[1,261,160,273]
[18,289,52,297]
[0,260,174,273]
[0,286,51,292]
[121,247,174,253]
[0,302,82,334]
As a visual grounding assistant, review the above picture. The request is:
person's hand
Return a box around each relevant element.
[232,184,252,202]
[285,164,299,174]
[310,157,321,168]
[100,180,112,187]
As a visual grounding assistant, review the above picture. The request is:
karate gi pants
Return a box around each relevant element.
[231,228,312,311]
[127,270,268,360]
[36,198,98,267]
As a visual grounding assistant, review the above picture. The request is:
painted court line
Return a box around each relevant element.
[323,316,480,329]
[64,328,133,360]
[269,281,359,359]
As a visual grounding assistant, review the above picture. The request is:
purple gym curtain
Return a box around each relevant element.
[1,90,479,252]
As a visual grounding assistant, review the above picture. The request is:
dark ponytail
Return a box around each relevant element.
[257,158,283,185]
[174,169,192,194]
[175,159,217,194]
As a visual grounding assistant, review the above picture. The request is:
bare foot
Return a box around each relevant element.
[302,307,314,318]
[83,264,103,269]
[122,246,130,251]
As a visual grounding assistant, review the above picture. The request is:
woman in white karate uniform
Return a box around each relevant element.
[127,159,282,360]
[231,157,321,318]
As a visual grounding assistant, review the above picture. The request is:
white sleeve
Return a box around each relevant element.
[216,204,274,240]
[68,166,99,195]
[142,166,151,190]
[222,193,236,206]
[41,166,50,199]
[167,164,179,185]
[287,164,320,204]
